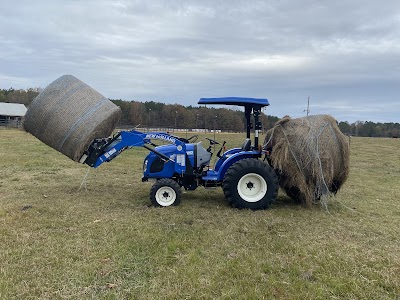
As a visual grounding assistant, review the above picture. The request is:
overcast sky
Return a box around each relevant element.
[1,1,399,122]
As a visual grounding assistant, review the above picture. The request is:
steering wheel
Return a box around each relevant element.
[205,137,219,145]
[187,135,199,143]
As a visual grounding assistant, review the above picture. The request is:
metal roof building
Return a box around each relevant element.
[0,103,27,117]
[0,103,27,128]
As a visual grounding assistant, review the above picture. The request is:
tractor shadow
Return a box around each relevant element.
[182,188,303,210]
[273,193,303,208]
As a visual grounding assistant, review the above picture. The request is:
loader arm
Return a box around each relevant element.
[82,130,186,168]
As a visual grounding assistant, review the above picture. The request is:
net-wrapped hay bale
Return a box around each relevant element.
[24,75,121,161]
[264,114,350,207]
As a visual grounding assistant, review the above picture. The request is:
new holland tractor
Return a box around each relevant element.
[81,97,278,210]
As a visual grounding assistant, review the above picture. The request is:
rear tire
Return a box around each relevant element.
[150,179,181,207]
[223,158,278,209]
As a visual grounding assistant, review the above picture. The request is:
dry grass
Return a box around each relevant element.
[0,129,399,299]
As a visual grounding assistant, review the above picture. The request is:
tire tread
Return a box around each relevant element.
[222,158,278,209]
[150,178,182,207]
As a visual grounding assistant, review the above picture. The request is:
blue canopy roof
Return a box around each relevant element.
[198,97,269,107]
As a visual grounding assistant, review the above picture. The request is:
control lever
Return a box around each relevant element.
[216,141,226,158]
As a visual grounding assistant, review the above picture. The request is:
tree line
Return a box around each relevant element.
[338,120,399,138]
[110,99,279,132]
[1,88,399,137]
[0,88,41,106]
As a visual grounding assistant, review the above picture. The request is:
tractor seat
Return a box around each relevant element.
[241,138,251,151]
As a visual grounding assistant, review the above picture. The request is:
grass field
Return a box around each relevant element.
[0,129,399,299]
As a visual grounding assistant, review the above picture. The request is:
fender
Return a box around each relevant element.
[214,147,242,172]
[216,150,261,181]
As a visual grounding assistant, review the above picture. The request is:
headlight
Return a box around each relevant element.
[143,159,148,172]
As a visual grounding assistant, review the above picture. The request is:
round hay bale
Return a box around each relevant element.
[264,114,350,206]
[24,75,121,161]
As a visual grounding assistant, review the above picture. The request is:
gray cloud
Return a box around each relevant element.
[1,0,400,122]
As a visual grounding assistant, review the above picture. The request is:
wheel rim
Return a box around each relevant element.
[155,186,177,206]
[237,173,267,202]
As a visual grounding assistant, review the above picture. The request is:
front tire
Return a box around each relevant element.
[223,158,278,209]
[150,179,181,207]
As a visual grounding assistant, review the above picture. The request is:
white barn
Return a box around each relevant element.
[0,103,27,128]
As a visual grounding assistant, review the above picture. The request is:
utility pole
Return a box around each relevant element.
[148,108,151,132]
[304,96,310,116]
[204,107,207,134]
[214,115,217,153]
[214,115,217,140]
[174,111,178,133]
[262,107,268,131]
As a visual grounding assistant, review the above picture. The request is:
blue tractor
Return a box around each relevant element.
[81,97,278,209]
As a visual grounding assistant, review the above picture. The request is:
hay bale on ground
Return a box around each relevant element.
[24,75,121,162]
[264,114,350,206]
